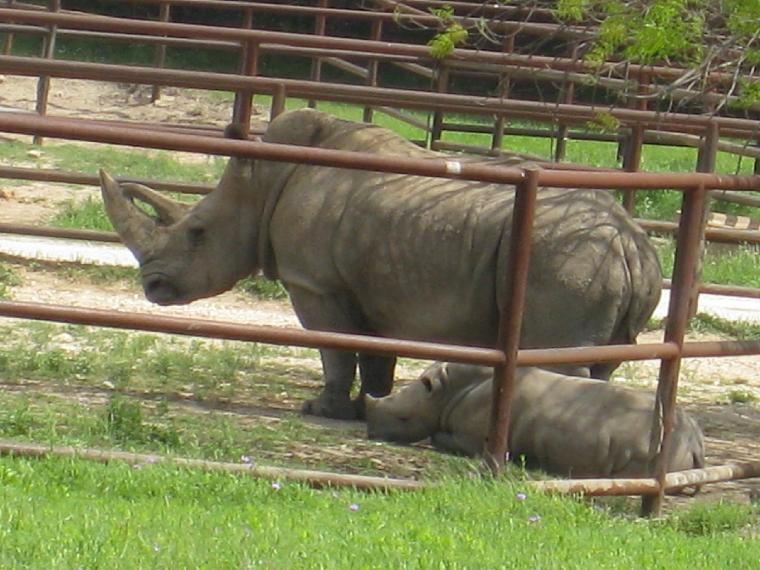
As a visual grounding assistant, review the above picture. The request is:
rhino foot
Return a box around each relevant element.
[302,393,358,420]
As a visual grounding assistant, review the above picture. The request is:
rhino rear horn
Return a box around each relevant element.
[119,182,190,226]
[99,169,157,262]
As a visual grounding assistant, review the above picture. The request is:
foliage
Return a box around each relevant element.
[0,263,21,299]
[554,0,760,106]
[426,6,469,59]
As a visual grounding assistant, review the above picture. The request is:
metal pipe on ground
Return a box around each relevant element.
[1,439,758,497]
[0,440,425,491]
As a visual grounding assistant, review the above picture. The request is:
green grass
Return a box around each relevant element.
[0,139,226,183]
[656,239,760,289]
[236,275,289,300]
[0,317,448,475]
[687,313,760,340]
[0,262,21,299]
[0,456,756,569]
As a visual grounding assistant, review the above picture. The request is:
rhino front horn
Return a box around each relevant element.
[99,169,156,262]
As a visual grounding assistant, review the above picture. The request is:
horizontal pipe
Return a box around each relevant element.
[535,461,760,496]
[0,112,527,185]
[1,111,758,192]
[0,440,424,491]
[2,54,759,139]
[0,165,214,194]
[0,222,121,243]
[663,279,760,299]
[1,300,759,365]
[0,300,507,366]
[639,218,760,245]
[710,189,760,209]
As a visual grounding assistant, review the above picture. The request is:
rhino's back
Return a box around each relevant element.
[265,110,660,350]
[510,369,703,476]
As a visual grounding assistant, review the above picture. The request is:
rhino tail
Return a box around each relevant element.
[591,230,662,380]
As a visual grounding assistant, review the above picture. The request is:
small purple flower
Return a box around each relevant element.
[240,455,252,464]
[516,492,527,501]
[271,481,282,491]
[528,514,541,524]
[349,503,360,512]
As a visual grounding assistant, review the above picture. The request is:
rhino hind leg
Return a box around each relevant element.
[352,354,396,420]
[358,354,396,396]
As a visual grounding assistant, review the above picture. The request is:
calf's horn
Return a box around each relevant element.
[99,169,156,262]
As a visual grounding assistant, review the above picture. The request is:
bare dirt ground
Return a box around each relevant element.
[1,75,759,507]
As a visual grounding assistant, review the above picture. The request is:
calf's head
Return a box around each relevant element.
[365,363,450,443]
[99,160,258,306]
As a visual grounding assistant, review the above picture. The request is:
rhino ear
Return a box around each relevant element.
[119,182,191,226]
[99,170,157,262]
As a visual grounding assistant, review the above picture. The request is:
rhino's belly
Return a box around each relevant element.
[359,292,500,346]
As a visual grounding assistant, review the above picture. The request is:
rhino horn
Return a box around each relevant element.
[119,182,190,225]
[99,169,157,261]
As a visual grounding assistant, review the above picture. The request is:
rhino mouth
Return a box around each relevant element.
[142,272,182,305]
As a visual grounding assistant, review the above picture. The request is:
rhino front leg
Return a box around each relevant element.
[287,285,366,420]
[301,349,359,420]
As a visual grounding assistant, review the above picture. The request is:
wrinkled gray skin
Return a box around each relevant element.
[366,363,705,478]
[99,108,661,420]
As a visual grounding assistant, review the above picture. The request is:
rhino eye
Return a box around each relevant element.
[188,226,206,247]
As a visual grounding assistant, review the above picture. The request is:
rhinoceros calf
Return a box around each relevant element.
[366,363,705,478]
[99,108,661,420]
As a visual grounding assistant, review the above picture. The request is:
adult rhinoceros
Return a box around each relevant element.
[99,108,662,420]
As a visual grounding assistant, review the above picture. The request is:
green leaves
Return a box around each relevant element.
[427,5,469,60]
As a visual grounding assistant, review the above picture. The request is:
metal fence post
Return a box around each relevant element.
[491,33,515,154]
[688,121,719,318]
[33,0,60,146]
[363,18,383,123]
[641,183,708,517]
[307,0,328,109]
[553,42,578,162]
[2,0,16,55]
[484,167,539,473]
[150,1,171,103]
[429,64,449,149]
[232,7,257,135]
[620,70,649,214]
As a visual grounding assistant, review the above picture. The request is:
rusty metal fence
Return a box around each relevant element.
[1,1,760,517]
